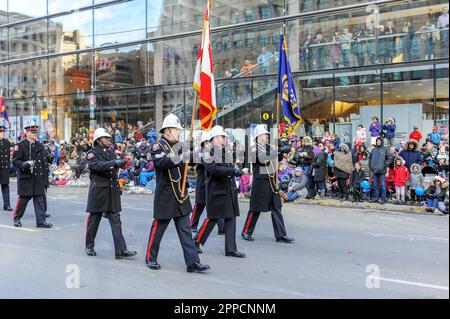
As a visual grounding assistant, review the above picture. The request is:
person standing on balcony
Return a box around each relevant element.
[385,20,397,63]
[257,46,273,76]
[240,59,254,99]
[341,28,353,67]
[437,7,449,58]
[369,117,382,146]
[301,34,313,70]
[313,32,328,70]
[330,31,342,69]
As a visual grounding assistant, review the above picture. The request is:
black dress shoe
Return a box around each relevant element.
[36,222,52,228]
[4,206,13,212]
[276,236,295,243]
[225,251,246,258]
[241,233,255,241]
[115,250,137,259]
[195,242,203,254]
[147,261,161,270]
[187,262,210,273]
[14,221,22,227]
[85,248,97,256]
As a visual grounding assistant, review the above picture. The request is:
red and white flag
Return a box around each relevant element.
[193,0,216,131]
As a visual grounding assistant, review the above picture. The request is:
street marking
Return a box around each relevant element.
[365,232,449,242]
[0,224,41,232]
[374,277,449,291]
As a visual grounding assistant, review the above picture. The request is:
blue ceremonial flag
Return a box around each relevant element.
[277,35,302,133]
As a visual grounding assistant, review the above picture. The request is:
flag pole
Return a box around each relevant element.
[275,92,281,190]
[181,92,199,196]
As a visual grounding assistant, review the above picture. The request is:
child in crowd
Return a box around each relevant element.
[393,157,410,204]
[408,163,424,204]
[350,162,366,202]
[284,167,309,202]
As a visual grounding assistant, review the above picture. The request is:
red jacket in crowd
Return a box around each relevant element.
[393,165,410,187]
[409,130,422,142]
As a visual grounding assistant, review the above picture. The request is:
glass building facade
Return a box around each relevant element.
[0,0,449,144]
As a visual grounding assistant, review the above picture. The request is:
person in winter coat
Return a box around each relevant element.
[428,126,442,146]
[352,142,368,164]
[239,168,252,198]
[369,137,392,204]
[354,125,367,146]
[369,117,382,146]
[360,151,372,179]
[392,157,410,204]
[436,147,449,162]
[399,139,423,172]
[309,143,328,198]
[408,163,424,203]
[382,117,397,147]
[437,189,449,215]
[333,144,354,200]
[292,136,315,177]
[285,167,309,202]
[350,162,366,202]
[426,177,448,213]
[409,126,423,143]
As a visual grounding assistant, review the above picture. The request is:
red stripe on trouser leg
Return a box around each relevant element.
[244,212,253,235]
[85,213,91,243]
[196,219,209,244]
[146,220,159,262]
[13,196,21,219]
[190,204,198,227]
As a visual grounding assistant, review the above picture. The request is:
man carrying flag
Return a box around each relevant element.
[277,35,302,135]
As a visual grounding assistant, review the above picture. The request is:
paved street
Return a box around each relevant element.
[0,183,448,299]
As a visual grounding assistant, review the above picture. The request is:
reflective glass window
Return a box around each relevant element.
[9,20,47,60]
[8,59,48,99]
[48,10,93,54]
[95,45,146,90]
[49,52,92,95]
[8,0,47,22]
[0,0,7,25]
[48,0,93,15]
[94,0,146,46]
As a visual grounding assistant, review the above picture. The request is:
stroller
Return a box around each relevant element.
[350,180,371,201]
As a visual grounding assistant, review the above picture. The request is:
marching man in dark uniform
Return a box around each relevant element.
[241,124,295,243]
[145,113,210,273]
[0,123,13,211]
[85,128,137,259]
[194,125,246,258]
[12,121,52,228]
[190,131,225,234]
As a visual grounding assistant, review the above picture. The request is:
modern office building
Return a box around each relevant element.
[0,0,449,144]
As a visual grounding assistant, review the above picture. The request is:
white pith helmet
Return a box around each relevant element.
[200,131,211,144]
[253,124,270,141]
[210,125,227,139]
[159,113,183,133]
[93,128,111,142]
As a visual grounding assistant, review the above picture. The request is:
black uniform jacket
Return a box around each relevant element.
[86,145,121,213]
[0,139,11,185]
[249,143,282,212]
[204,145,240,220]
[151,137,192,220]
[194,146,208,205]
[13,139,51,196]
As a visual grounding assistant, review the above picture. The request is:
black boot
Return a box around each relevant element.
[187,262,210,273]
[115,250,137,259]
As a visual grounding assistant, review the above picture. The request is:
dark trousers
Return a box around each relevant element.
[1,184,10,208]
[85,212,127,253]
[337,178,348,199]
[194,217,238,254]
[242,206,288,239]
[13,195,46,225]
[190,203,225,232]
[145,215,200,267]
